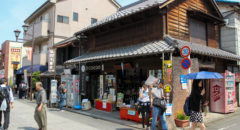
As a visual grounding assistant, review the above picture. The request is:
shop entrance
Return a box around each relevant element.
[88,74,100,105]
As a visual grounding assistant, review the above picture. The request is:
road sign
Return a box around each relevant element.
[181,58,191,69]
[180,46,191,57]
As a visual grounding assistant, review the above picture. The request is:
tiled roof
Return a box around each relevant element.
[54,36,77,48]
[165,36,240,61]
[65,40,175,64]
[75,0,170,35]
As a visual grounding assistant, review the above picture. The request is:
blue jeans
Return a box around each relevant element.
[59,98,65,110]
[151,106,168,130]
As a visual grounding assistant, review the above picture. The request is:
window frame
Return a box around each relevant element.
[73,12,78,22]
[57,15,69,24]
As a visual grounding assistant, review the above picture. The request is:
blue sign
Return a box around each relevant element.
[181,58,191,69]
[128,110,136,116]
[166,104,172,116]
[180,75,187,84]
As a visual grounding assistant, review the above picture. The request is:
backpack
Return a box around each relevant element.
[184,96,191,116]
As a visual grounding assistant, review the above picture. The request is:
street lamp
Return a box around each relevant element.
[14,29,21,41]
[14,23,35,101]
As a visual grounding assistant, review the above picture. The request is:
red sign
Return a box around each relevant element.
[180,46,191,57]
[181,58,191,69]
[213,85,220,102]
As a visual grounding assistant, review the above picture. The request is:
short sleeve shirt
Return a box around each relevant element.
[139,88,150,102]
[36,88,47,107]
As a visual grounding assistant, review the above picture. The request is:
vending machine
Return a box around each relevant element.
[210,71,236,113]
[61,75,80,108]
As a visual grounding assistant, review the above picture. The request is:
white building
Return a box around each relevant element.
[217,0,240,69]
[22,0,120,69]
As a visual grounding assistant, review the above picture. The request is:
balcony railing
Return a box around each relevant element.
[23,21,49,42]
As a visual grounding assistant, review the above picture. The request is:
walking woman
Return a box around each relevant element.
[150,79,167,130]
[189,79,206,130]
[139,82,151,130]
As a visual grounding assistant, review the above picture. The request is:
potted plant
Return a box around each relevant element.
[175,110,189,127]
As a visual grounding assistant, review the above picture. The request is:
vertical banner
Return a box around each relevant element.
[10,48,21,68]
[48,49,55,72]
[24,69,29,88]
[180,75,188,89]
[80,64,86,96]
[100,75,104,99]
[50,80,58,103]
[162,60,172,83]
[162,60,173,103]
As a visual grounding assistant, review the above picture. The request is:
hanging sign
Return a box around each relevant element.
[180,46,191,57]
[181,58,191,69]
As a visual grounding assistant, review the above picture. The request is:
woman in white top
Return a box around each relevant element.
[139,81,151,130]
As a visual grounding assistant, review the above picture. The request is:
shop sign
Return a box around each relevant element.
[50,80,58,103]
[74,79,79,93]
[180,46,191,57]
[48,49,55,72]
[181,58,191,69]
[80,63,87,96]
[213,85,221,102]
[165,104,172,116]
[163,60,172,82]
[24,69,29,88]
[100,75,104,98]
[128,110,136,116]
[164,84,172,93]
[10,48,21,69]
[102,100,107,109]
[180,75,187,90]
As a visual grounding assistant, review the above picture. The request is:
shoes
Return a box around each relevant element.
[59,110,64,112]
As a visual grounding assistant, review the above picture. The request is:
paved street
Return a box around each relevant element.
[206,114,240,130]
[9,99,137,130]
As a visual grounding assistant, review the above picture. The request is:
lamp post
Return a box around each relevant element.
[14,24,35,101]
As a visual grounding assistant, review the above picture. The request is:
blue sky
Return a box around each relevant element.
[0,0,138,45]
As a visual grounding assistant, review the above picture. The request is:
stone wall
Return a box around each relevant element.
[172,56,199,117]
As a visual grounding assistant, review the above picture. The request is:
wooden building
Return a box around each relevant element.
[65,0,240,123]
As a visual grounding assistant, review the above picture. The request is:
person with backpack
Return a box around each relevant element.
[139,81,151,130]
[57,81,67,112]
[150,79,167,130]
[189,79,206,130]
[0,78,14,130]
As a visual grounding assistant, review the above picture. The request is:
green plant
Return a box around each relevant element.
[176,110,189,120]
[32,71,41,89]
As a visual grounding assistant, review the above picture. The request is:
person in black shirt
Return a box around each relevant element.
[189,79,206,130]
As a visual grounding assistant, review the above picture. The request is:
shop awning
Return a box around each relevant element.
[65,40,175,64]
[16,65,48,74]
[165,36,240,61]
[40,66,64,77]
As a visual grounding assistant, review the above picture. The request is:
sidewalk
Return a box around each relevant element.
[176,107,240,130]
[19,97,240,130]
[63,107,143,129]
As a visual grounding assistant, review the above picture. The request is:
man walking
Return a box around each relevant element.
[34,82,47,130]
[0,78,14,130]
[57,81,67,112]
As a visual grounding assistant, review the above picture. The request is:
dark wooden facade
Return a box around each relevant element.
[167,0,221,48]
[84,0,222,53]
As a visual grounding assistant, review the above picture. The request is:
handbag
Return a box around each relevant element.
[153,98,166,109]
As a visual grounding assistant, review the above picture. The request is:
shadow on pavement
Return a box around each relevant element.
[18,127,38,130]
[116,128,135,130]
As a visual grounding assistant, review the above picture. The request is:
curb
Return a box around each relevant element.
[64,108,142,129]
[205,109,240,126]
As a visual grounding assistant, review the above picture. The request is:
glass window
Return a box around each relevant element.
[63,16,69,24]
[91,18,97,24]
[57,15,69,24]
[73,12,78,21]
[57,15,63,23]
[43,13,49,22]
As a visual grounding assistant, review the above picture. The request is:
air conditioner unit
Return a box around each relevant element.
[224,19,229,25]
